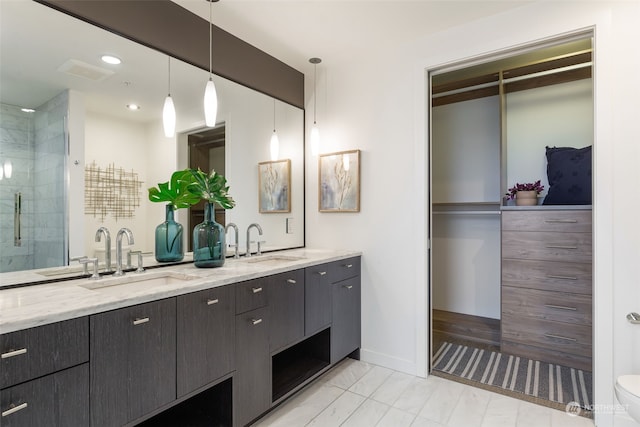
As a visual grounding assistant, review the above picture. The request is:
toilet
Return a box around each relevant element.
[615,375,640,423]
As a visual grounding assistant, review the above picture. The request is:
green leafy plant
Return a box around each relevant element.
[187,168,236,209]
[148,169,200,209]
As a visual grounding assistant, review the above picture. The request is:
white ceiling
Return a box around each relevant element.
[173,0,533,73]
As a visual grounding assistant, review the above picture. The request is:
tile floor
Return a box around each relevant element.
[253,358,595,427]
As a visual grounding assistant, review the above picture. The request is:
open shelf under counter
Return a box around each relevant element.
[433,202,502,216]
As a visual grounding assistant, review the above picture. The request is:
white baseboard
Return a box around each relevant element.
[359,348,417,376]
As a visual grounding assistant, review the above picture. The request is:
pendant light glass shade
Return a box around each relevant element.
[163,95,176,138]
[310,124,320,156]
[270,131,279,161]
[204,79,218,127]
[3,160,12,179]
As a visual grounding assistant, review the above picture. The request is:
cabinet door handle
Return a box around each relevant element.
[2,402,28,417]
[544,333,577,342]
[344,264,353,268]
[545,219,578,223]
[251,318,263,325]
[545,245,578,250]
[544,304,577,311]
[343,285,353,290]
[252,287,263,293]
[1,348,27,359]
[133,317,150,325]
[286,279,297,284]
[207,298,219,305]
[546,274,578,281]
[318,271,327,276]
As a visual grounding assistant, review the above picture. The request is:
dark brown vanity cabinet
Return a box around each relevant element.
[0,318,89,427]
[234,304,270,427]
[90,299,177,427]
[268,269,305,352]
[331,276,361,364]
[176,285,235,398]
[304,263,332,336]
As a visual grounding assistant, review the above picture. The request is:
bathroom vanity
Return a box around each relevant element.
[0,249,361,427]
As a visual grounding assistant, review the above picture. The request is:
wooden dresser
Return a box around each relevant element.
[501,208,592,371]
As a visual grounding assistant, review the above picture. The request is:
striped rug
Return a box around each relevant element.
[432,342,593,414]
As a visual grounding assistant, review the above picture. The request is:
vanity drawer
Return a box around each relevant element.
[330,257,361,283]
[502,314,592,357]
[502,258,592,294]
[502,231,592,263]
[502,210,592,233]
[235,278,268,314]
[0,317,89,389]
[502,287,592,325]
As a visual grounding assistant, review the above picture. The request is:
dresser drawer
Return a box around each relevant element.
[502,210,592,232]
[235,278,267,314]
[502,231,592,263]
[1,318,89,389]
[330,257,360,284]
[502,286,591,325]
[502,259,592,294]
[502,314,592,357]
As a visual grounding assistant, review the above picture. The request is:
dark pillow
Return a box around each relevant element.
[543,145,592,205]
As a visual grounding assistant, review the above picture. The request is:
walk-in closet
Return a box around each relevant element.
[430,33,594,412]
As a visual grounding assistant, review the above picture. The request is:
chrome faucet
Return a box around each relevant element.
[95,227,112,272]
[114,228,134,276]
[225,223,240,259]
[245,223,263,257]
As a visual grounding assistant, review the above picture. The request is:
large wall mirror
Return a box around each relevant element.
[0,1,304,279]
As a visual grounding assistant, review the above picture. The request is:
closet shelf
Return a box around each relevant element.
[433,202,501,215]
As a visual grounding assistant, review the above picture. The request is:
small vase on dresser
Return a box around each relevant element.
[515,190,538,206]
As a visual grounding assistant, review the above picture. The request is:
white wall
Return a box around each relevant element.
[305,2,640,425]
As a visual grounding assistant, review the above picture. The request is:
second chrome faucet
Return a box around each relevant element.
[246,223,263,257]
[115,228,134,276]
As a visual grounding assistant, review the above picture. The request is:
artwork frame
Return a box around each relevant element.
[319,149,360,212]
[258,159,291,213]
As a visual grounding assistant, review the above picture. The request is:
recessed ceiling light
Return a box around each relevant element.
[21,108,35,113]
[126,104,140,111]
[101,55,122,65]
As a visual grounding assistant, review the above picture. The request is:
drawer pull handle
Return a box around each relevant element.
[545,219,578,223]
[545,245,578,250]
[318,271,327,276]
[2,402,28,417]
[133,317,150,325]
[345,264,353,268]
[252,287,263,294]
[546,274,578,281]
[627,312,640,324]
[252,318,263,326]
[344,285,353,290]
[207,299,219,305]
[1,348,27,359]
[544,333,577,342]
[286,279,297,284]
[544,304,577,311]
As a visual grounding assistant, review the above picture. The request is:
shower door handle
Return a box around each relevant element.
[14,192,21,247]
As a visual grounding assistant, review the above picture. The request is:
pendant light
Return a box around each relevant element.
[309,57,322,155]
[270,98,279,161]
[162,57,176,138]
[204,0,218,127]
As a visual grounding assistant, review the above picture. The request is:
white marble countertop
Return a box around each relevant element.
[0,248,361,334]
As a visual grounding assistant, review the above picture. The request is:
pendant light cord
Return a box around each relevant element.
[313,62,317,124]
[273,98,276,132]
[208,0,213,80]
[167,57,171,96]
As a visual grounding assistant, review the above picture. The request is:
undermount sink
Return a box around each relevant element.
[242,254,306,265]
[80,271,198,291]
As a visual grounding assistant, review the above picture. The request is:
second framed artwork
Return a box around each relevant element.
[319,149,360,212]
[258,159,291,213]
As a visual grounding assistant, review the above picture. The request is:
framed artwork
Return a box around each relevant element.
[258,159,291,213]
[319,149,360,212]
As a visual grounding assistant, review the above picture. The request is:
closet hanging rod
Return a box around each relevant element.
[501,62,592,85]
[432,81,499,99]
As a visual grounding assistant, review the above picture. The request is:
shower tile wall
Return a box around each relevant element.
[33,91,67,269]
[0,92,67,273]
[0,103,35,272]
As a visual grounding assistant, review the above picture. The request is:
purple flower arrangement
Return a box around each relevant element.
[506,180,544,200]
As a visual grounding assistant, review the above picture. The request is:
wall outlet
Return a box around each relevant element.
[286,217,294,234]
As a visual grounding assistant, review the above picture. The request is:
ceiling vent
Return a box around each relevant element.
[57,59,115,82]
